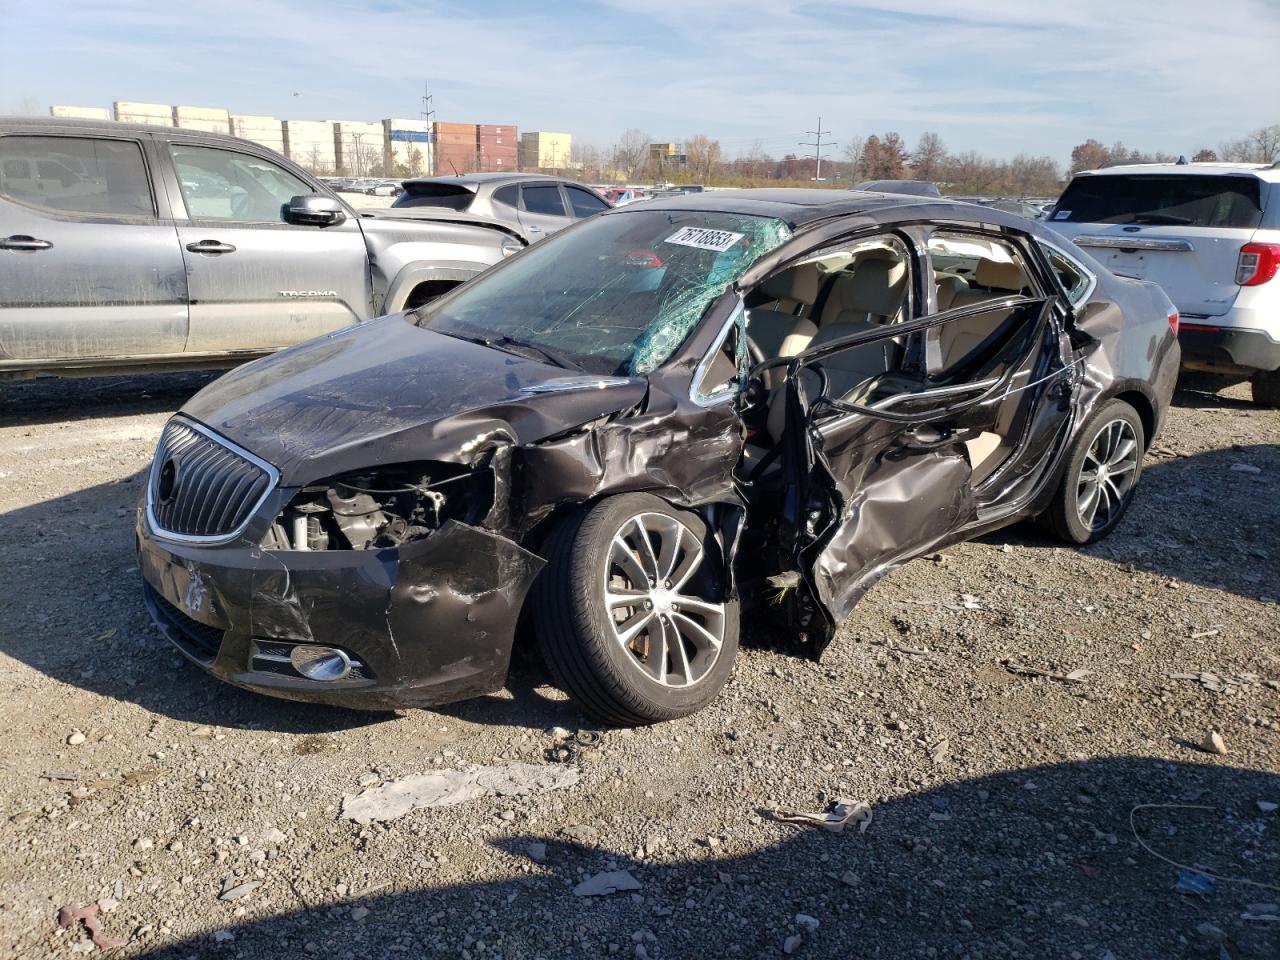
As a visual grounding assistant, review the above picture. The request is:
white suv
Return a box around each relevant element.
[1047,161,1280,406]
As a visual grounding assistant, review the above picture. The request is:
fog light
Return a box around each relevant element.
[289,645,352,681]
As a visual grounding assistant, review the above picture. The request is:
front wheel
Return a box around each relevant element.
[1040,398,1145,545]
[533,493,739,726]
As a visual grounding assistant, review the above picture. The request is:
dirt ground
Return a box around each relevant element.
[0,373,1277,960]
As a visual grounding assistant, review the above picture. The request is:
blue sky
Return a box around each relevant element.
[2,0,1278,163]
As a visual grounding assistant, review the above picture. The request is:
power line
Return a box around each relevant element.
[799,116,835,181]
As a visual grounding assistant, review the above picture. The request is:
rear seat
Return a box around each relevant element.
[949,259,1026,308]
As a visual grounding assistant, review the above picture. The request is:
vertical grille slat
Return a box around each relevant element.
[148,419,277,540]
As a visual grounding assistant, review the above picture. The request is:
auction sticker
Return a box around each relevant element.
[1053,209,1071,220]
[663,226,745,252]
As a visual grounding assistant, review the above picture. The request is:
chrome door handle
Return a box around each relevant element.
[0,235,53,251]
[185,240,237,254]
[527,226,544,233]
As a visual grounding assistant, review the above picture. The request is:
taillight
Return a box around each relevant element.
[1167,311,1179,335]
[1236,242,1280,286]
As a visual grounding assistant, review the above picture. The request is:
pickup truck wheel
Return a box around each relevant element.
[533,493,739,727]
[1040,398,1145,545]
[1252,370,1280,408]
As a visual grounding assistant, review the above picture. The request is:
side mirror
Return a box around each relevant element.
[284,194,346,227]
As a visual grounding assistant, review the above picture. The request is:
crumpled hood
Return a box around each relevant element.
[181,315,647,485]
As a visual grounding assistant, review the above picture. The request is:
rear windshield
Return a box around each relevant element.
[391,182,474,210]
[1052,174,1263,228]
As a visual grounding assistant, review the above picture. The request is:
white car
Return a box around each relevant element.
[1047,161,1280,406]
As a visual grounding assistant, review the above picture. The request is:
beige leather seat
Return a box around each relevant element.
[949,259,1026,308]
[765,258,909,441]
[935,273,969,312]
[747,265,820,359]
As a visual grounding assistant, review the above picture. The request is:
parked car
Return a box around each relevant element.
[0,117,521,379]
[1047,161,1280,405]
[391,173,610,242]
[137,188,1178,725]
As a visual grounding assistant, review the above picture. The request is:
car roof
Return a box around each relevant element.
[1075,161,1280,183]
[402,172,565,188]
[618,187,1041,230]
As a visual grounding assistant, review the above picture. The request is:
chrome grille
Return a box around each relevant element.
[148,418,277,541]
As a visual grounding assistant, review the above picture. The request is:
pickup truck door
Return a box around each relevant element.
[0,129,188,362]
[158,139,372,355]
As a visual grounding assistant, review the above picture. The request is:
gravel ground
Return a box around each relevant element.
[0,373,1277,960]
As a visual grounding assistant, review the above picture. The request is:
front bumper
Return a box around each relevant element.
[1178,323,1280,375]
[136,514,545,710]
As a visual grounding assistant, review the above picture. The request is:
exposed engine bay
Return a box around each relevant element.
[261,462,494,551]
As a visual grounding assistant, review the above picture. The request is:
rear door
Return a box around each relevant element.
[1048,173,1264,317]
[517,182,573,239]
[0,129,188,361]
[776,230,1075,640]
[159,139,372,354]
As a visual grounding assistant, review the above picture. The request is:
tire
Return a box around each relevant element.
[1040,398,1146,545]
[532,493,740,726]
[1252,370,1280,408]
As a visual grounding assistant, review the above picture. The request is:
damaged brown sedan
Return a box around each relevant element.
[136,190,1180,725]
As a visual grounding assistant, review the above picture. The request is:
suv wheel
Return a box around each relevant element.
[533,493,739,726]
[1252,370,1280,408]
[1040,398,1145,545]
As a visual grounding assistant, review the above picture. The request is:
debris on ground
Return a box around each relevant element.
[1202,731,1229,756]
[527,841,547,863]
[783,933,803,954]
[1175,869,1216,896]
[217,879,260,901]
[1258,801,1278,813]
[573,870,641,897]
[772,798,872,834]
[1002,661,1091,683]
[545,729,604,764]
[1242,904,1280,922]
[56,903,126,950]
[340,763,580,824]
[929,739,950,764]
[795,914,820,932]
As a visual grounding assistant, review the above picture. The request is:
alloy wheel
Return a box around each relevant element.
[602,512,725,687]
[1075,417,1140,532]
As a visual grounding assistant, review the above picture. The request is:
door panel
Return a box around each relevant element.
[0,133,187,360]
[784,298,1069,632]
[164,142,371,354]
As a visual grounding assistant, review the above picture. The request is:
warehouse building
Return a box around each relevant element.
[113,101,173,126]
[519,131,572,171]
[173,105,231,135]
[282,120,337,173]
[230,115,285,153]
[384,118,434,177]
[49,105,111,120]
[332,120,385,176]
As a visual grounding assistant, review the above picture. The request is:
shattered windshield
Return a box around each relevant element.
[412,209,791,375]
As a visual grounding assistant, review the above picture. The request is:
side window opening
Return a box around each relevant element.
[0,135,153,217]
[170,144,312,222]
[521,183,567,217]
[1038,243,1092,305]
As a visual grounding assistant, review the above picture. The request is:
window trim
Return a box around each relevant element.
[0,131,159,221]
[1036,238,1097,308]
[690,299,745,406]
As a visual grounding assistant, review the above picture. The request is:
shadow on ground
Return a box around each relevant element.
[0,371,219,428]
[124,756,1279,959]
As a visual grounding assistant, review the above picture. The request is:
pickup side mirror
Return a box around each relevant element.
[284,194,346,227]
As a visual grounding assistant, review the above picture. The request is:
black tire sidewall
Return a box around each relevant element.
[1253,370,1280,408]
[538,493,740,724]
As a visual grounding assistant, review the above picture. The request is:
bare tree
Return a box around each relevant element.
[1069,139,1110,174]
[613,128,650,181]
[912,132,946,181]
[684,134,722,183]
[862,133,907,180]
[841,134,866,180]
[1192,148,1218,163]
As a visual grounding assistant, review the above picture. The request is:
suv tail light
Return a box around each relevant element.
[1236,242,1280,286]
[1167,311,1179,335]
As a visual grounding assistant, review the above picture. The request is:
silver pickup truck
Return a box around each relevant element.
[0,117,522,380]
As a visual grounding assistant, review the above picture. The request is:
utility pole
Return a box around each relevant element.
[800,116,835,181]
[420,83,436,175]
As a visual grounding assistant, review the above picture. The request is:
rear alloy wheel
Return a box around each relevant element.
[1041,398,1145,545]
[1252,369,1280,408]
[534,493,739,726]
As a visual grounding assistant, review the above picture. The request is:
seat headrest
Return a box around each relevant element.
[974,259,1025,292]
[761,265,819,305]
[832,257,907,319]
[935,274,968,311]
